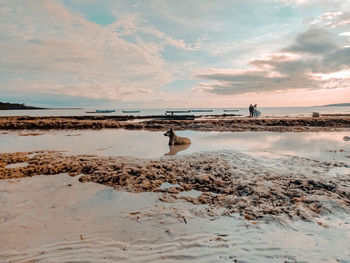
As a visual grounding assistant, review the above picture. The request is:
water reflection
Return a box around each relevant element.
[0,129,349,162]
[164,144,191,156]
[5,162,29,168]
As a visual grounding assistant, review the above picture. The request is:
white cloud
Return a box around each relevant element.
[195,28,350,95]
[311,69,350,80]
[310,11,350,28]
[0,0,174,100]
[108,13,189,50]
[281,0,350,9]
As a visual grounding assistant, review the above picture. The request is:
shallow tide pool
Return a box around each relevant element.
[0,129,349,162]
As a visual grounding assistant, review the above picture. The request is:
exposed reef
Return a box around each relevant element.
[1,151,349,222]
[0,115,350,132]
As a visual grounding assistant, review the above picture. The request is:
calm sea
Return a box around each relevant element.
[0,106,349,117]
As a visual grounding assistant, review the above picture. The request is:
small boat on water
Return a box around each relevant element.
[159,115,195,120]
[96,109,115,113]
[86,109,116,113]
[223,109,239,112]
[191,109,213,112]
[165,110,191,115]
[122,110,140,113]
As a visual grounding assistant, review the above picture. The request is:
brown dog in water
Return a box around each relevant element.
[164,128,191,146]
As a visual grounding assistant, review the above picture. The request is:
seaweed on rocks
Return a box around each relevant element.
[1,151,350,222]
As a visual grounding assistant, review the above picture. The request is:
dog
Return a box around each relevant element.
[164,128,191,146]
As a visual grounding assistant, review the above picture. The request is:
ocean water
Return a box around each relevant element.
[0,106,349,117]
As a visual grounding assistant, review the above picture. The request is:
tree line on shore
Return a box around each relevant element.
[0,102,44,110]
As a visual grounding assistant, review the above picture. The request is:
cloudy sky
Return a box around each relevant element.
[0,0,349,108]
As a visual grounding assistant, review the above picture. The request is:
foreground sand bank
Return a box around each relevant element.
[3,173,350,262]
[0,115,350,132]
[1,150,349,222]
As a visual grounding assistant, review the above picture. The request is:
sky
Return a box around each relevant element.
[0,0,349,108]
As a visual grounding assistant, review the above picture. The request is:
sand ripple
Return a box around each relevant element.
[1,234,241,263]
[1,173,350,263]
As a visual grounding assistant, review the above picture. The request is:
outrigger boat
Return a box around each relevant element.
[223,109,239,112]
[163,110,194,119]
[190,109,213,112]
[122,110,140,113]
[96,109,115,113]
[86,109,116,113]
[160,115,195,120]
[165,110,191,115]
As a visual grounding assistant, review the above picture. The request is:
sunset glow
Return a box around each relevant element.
[0,0,349,107]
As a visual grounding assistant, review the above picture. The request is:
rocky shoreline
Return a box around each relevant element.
[0,115,350,132]
[1,151,349,222]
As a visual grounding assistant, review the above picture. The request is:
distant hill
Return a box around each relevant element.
[0,102,45,110]
[322,103,350,107]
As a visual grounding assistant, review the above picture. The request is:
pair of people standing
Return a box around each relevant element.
[249,104,259,117]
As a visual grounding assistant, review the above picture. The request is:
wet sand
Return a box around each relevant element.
[2,174,350,263]
[1,115,350,132]
[1,150,349,223]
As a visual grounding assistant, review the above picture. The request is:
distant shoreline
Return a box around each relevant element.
[0,108,82,110]
[0,102,45,110]
[321,103,350,107]
[0,102,81,110]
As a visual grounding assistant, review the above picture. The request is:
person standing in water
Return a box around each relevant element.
[253,104,261,117]
[249,104,254,117]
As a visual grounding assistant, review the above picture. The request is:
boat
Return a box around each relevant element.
[95,109,115,113]
[223,109,239,112]
[190,109,213,112]
[165,110,191,115]
[159,115,195,120]
[122,110,140,113]
[86,109,116,113]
